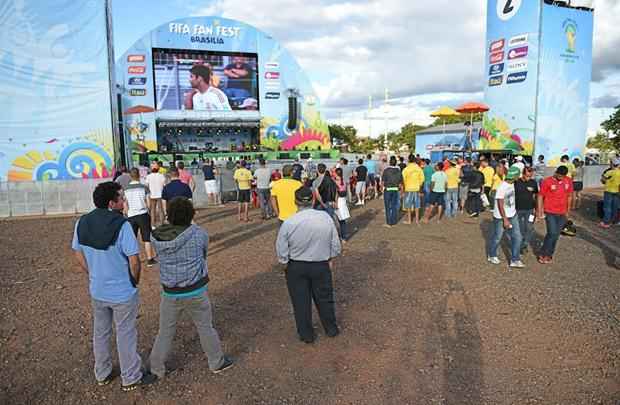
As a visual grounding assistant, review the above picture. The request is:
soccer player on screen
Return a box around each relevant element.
[184,64,232,111]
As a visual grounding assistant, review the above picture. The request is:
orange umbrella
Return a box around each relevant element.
[456,102,490,124]
[124,105,155,115]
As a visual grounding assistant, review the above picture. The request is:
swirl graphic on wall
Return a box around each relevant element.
[8,142,113,181]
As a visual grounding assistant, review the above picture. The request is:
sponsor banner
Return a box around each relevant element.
[265,62,279,69]
[506,71,527,84]
[128,66,146,74]
[128,77,147,86]
[265,92,280,99]
[507,60,528,72]
[129,89,146,96]
[265,81,280,88]
[489,51,504,64]
[264,71,280,80]
[508,33,528,47]
[489,63,505,76]
[127,54,145,63]
[508,46,528,59]
[489,75,503,86]
[489,39,505,53]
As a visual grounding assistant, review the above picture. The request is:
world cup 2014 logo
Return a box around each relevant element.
[564,20,577,53]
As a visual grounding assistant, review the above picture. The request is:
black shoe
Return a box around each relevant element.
[299,335,315,344]
[96,370,117,386]
[146,258,158,267]
[326,328,340,338]
[121,372,158,392]
[212,356,234,374]
[520,246,528,255]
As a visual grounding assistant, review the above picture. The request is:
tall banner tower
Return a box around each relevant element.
[483,0,594,165]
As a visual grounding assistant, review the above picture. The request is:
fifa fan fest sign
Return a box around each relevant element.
[483,0,594,165]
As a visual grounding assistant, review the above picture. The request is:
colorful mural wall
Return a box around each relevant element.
[116,17,330,157]
[0,1,116,182]
[484,0,593,162]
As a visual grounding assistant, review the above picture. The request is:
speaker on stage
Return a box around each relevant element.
[288,97,297,130]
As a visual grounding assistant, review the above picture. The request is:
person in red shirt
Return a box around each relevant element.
[176,161,196,192]
[536,166,573,264]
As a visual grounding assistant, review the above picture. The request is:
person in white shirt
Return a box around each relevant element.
[512,155,526,175]
[124,168,157,266]
[145,164,167,227]
[486,166,524,268]
[184,64,232,111]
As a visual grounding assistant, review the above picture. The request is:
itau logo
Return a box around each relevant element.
[564,20,577,53]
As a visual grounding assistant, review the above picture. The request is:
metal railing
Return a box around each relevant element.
[0,164,610,217]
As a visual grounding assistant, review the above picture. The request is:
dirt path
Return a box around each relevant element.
[1,192,618,404]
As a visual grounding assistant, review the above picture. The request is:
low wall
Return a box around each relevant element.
[0,163,609,217]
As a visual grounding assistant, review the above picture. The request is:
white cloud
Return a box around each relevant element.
[189,0,619,133]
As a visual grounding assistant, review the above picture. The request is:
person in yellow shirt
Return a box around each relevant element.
[559,155,576,178]
[480,158,495,208]
[489,165,505,210]
[271,165,303,222]
[600,159,620,228]
[444,160,460,218]
[233,161,253,222]
[401,155,425,224]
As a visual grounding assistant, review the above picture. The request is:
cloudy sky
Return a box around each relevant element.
[112,0,620,137]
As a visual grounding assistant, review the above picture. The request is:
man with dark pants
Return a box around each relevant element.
[382,156,404,227]
[537,166,573,264]
[276,187,342,343]
[72,182,157,391]
[515,167,538,255]
[254,159,274,219]
[149,197,233,377]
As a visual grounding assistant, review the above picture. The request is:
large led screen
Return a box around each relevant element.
[152,48,259,113]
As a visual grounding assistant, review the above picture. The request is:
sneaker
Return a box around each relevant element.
[326,327,340,338]
[146,258,158,267]
[121,372,158,392]
[509,260,525,268]
[212,356,234,374]
[487,256,501,265]
[599,222,611,229]
[96,371,117,386]
[537,256,551,264]
[469,212,479,218]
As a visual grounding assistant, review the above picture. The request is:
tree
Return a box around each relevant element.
[586,131,616,152]
[601,104,620,150]
[430,112,484,127]
[328,124,358,151]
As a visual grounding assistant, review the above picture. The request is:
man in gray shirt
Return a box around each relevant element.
[253,159,274,219]
[276,186,341,343]
[339,158,353,202]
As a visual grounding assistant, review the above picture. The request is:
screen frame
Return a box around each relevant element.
[151,47,260,113]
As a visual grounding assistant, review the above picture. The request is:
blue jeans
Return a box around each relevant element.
[444,188,459,217]
[517,209,535,250]
[602,192,619,225]
[487,215,522,262]
[384,190,400,225]
[257,188,274,218]
[541,213,567,257]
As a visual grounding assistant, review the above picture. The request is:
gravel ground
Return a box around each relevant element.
[0,191,618,404]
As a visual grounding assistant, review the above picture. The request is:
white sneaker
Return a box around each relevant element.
[487,256,501,265]
[509,260,525,268]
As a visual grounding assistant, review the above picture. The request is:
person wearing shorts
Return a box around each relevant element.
[233,161,253,222]
[402,155,425,225]
[202,159,221,206]
[124,168,157,266]
[423,162,447,223]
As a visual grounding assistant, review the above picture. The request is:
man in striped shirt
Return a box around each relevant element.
[124,168,157,267]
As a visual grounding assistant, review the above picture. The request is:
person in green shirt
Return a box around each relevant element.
[421,159,434,208]
[423,162,448,223]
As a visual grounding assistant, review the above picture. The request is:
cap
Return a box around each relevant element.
[294,186,314,203]
[506,166,521,180]
[515,156,523,161]
[613,158,620,166]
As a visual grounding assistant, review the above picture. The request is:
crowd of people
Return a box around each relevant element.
[75,152,618,391]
